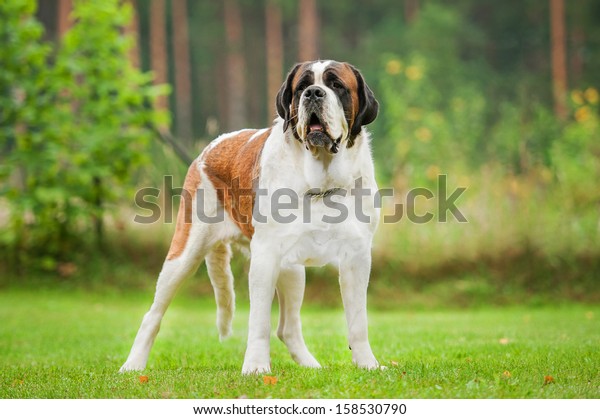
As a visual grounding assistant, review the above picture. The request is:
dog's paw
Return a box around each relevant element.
[292,352,322,369]
[354,358,380,370]
[241,357,271,375]
[218,328,233,342]
[119,361,146,373]
[299,357,322,369]
[351,347,379,370]
[241,363,271,375]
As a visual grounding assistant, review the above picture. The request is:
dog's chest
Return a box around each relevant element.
[251,128,378,267]
[254,194,376,267]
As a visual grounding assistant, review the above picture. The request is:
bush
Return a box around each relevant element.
[0,0,167,269]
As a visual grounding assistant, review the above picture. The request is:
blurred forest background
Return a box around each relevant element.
[1,0,599,306]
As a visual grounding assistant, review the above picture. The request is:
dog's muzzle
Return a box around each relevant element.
[303,87,340,154]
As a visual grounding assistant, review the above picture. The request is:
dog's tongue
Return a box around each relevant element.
[309,123,324,132]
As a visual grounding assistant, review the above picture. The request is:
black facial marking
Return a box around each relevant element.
[294,71,315,98]
[276,63,302,133]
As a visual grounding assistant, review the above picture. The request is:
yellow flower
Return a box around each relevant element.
[571,90,584,105]
[426,165,440,180]
[584,87,599,104]
[575,106,591,122]
[415,127,432,142]
[386,59,403,75]
[405,65,423,81]
[458,175,471,187]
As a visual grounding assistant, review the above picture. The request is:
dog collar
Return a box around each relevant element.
[305,187,343,199]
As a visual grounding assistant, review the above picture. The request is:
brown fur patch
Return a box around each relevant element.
[203,128,271,238]
[337,63,360,128]
[166,159,201,260]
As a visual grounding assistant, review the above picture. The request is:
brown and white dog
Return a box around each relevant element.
[120,60,380,374]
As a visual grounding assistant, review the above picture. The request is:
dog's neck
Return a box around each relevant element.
[276,118,370,194]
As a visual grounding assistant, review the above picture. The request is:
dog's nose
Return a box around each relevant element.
[304,86,326,101]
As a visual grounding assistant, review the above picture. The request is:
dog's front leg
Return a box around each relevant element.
[242,245,280,375]
[339,252,379,369]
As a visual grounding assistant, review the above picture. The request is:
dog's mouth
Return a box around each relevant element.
[308,113,325,134]
[305,113,339,154]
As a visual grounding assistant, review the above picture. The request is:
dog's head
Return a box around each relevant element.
[276,60,378,154]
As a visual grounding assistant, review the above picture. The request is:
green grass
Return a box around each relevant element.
[0,288,598,398]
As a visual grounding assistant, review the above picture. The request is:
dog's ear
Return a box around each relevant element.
[276,63,302,132]
[349,65,379,139]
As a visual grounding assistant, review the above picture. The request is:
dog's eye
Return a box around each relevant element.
[332,81,345,90]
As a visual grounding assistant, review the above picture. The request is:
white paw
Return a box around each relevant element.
[352,350,379,370]
[119,361,146,373]
[292,352,322,369]
[241,362,271,375]
[218,328,233,342]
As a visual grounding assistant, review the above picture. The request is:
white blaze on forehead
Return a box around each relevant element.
[309,60,332,86]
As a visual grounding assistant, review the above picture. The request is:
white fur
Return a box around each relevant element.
[243,119,379,374]
[120,68,379,375]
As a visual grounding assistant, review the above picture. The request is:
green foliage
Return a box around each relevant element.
[0,0,167,268]
[375,5,531,182]
[0,0,58,260]
[552,89,600,208]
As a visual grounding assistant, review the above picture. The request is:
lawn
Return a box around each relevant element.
[0,288,597,398]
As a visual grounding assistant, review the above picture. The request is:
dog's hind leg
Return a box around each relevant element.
[120,162,216,372]
[276,265,321,368]
[205,241,235,340]
[119,238,209,372]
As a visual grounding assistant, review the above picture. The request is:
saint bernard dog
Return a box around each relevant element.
[120,60,380,374]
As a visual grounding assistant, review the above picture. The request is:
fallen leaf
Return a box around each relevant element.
[139,375,149,384]
[391,361,399,367]
[544,375,554,385]
[11,379,24,387]
[263,376,278,385]
[502,370,512,378]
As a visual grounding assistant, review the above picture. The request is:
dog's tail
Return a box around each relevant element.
[205,241,235,340]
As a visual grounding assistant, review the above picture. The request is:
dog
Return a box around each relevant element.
[120,60,380,374]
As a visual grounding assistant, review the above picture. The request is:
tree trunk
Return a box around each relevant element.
[171,0,194,145]
[125,0,140,69]
[550,0,567,120]
[57,0,71,37]
[224,0,247,131]
[150,0,169,124]
[569,3,585,85]
[404,0,419,23]
[265,0,283,121]
[298,0,319,61]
